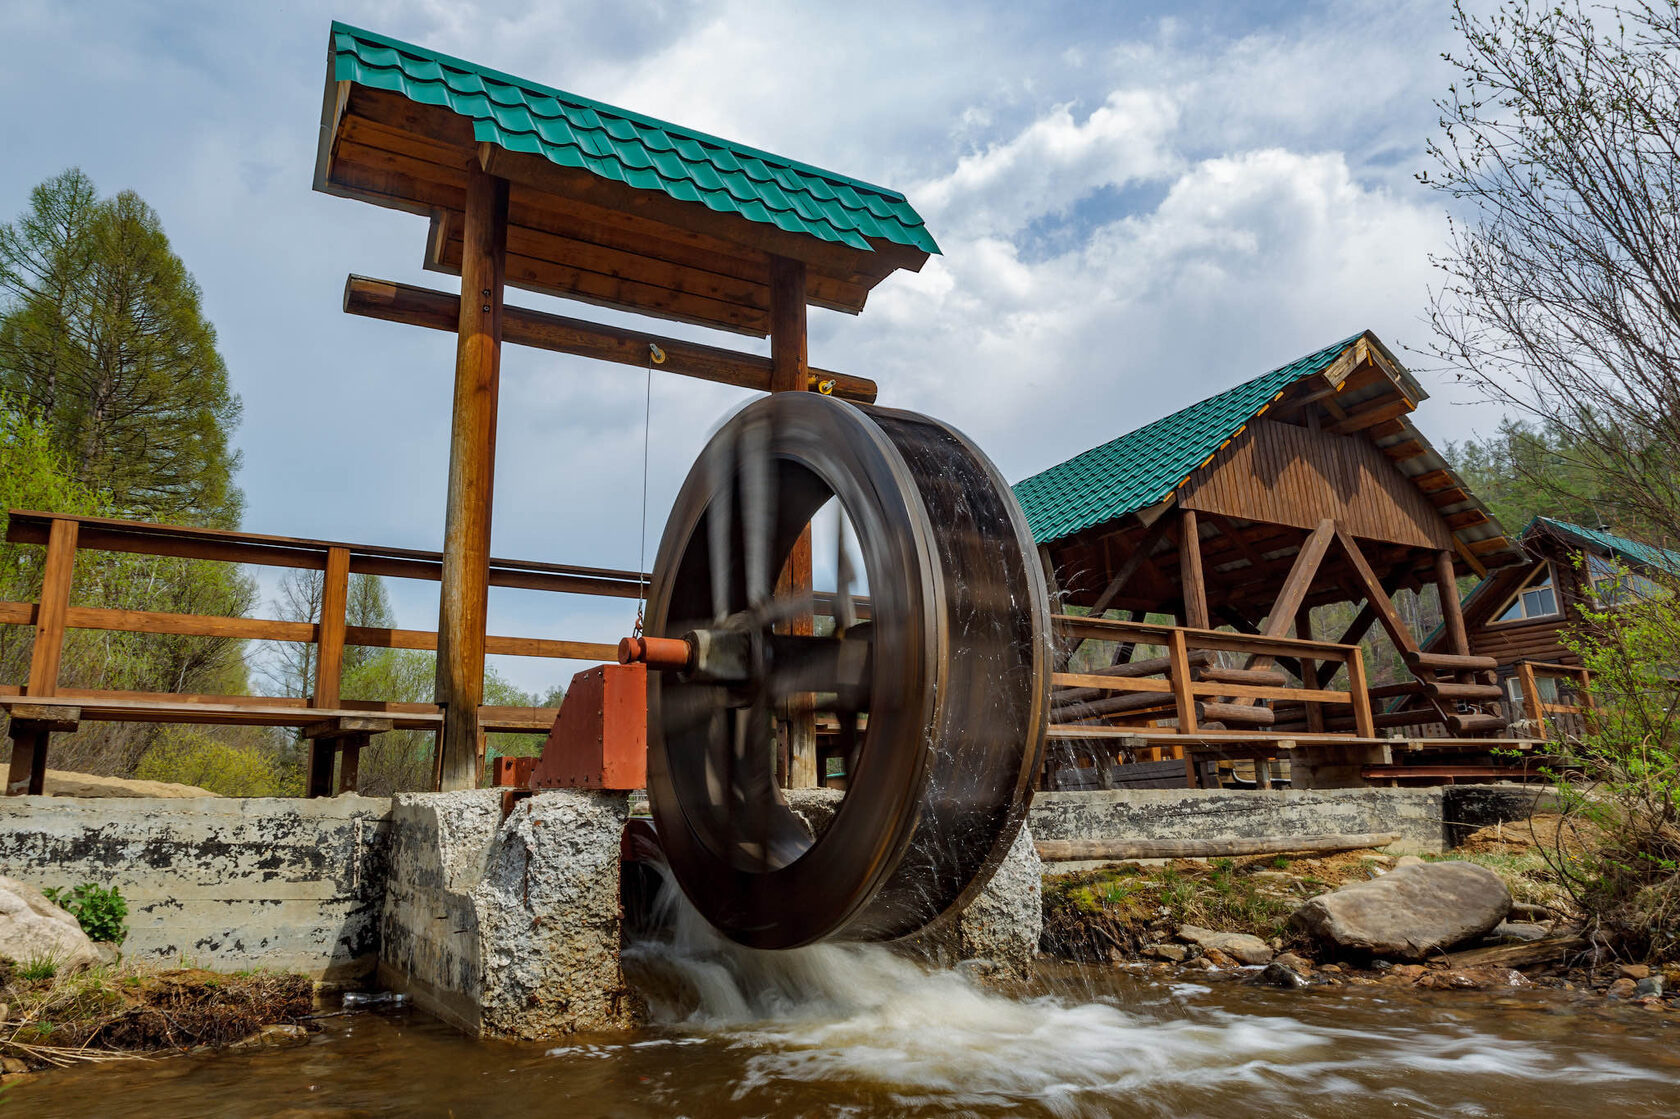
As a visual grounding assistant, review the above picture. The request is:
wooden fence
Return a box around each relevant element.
[0,510,641,795]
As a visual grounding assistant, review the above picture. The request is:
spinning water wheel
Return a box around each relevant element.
[633,392,1050,949]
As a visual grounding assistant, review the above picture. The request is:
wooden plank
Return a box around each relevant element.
[1178,510,1210,630]
[1408,650,1499,672]
[1262,520,1335,636]
[59,607,316,643]
[303,716,394,739]
[1189,681,1349,703]
[436,166,508,793]
[343,276,876,402]
[314,546,350,710]
[0,693,443,729]
[26,518,78,698]
[1051,615,1353,660]
[1516,661,1545,741]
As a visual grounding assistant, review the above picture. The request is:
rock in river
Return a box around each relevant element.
[1177,924,1274,966]
[1292,861,1510,960]
[0,875,99,971]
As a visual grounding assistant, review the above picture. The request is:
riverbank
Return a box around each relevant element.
[1041,814,1680,1006]
[0,961,314,1084]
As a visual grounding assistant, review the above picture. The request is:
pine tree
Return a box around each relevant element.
[0,169,243,527]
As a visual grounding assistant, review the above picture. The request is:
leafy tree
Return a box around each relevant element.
[1446,418,1649,537]
[1423,1,1680,545]
[0,169,243,527]
[262,568,396,698]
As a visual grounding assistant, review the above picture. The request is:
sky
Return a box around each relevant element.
[0,0,1506,695]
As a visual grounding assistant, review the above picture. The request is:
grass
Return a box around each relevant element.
[16,956,58,982]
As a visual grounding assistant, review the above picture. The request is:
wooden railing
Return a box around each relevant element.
[1514,660,1593,742]
[1049,614,1376,743]
[0,510,643,763]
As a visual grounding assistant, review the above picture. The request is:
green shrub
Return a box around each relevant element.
[135,726,288,796]
[1547,572,1680,959]
[44,882,129,943]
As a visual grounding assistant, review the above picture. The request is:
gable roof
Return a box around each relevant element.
[1012,333,1363,544]
[1529,517,1680,576]
[324,23,939,258]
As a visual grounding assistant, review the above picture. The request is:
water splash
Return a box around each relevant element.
[623,873,1668,1117]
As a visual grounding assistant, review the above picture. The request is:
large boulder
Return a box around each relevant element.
[0,876,99,971]
[1293,861,1511,960]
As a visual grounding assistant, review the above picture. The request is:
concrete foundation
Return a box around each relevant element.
[0,782,1549,1038]
[0,795,388,979]
[378,789,640,1038]
[1028,786,1452,855]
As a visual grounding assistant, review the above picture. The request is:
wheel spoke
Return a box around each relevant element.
[834,503,858,633]
[705,431,736,623]
[740,413,775,609]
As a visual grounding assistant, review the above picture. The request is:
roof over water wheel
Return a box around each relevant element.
[314,23,938,336]
[1013,330,1522,570]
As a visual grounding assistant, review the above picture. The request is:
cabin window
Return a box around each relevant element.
[1587,553,1663,607]
[1494,565,1559,623]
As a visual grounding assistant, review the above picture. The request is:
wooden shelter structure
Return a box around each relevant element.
[1015,332,1537,787]
[313,24,933,790]
[2,24,937,795]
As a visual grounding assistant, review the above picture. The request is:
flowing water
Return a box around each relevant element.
[14,889,1680,1117]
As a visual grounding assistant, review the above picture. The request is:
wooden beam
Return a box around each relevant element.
[435,166,508,792]
[1087,513,1175,615]
[1178,509,1210,630]
[25,518,77,698]
[344,276,876,403]
[1334,527,1419,655]
[1264,520,1336,637]
[1329,397,1412,434]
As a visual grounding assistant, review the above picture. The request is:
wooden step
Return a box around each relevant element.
[1406,650,1498,673]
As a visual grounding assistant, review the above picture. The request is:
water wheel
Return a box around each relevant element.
[638,391,1050,949]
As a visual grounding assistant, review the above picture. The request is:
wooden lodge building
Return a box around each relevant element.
[1421,516,1680,736]
[1013,331,1567,787]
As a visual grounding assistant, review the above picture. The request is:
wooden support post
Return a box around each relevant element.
[11,519,78,795]
[1168,628,1198,737]
[1296,603,1324,733]
[1517,661,1546,741]
[337,732,367,794]
[306,739,337,798]
[315,546,350,709]
[27,518,78,698]
[1434,548,1472,683]
[1178,509,1210,630]
[435,167,508,792]
[1348,644,1377,739]
[770,254,817,788]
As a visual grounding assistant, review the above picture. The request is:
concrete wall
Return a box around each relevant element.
[0,795,389,980]
[1029,787,1451,855]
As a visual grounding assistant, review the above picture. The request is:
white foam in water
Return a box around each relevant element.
[621,873,1670,1116]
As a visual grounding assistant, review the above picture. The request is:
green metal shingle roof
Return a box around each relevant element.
[1011,334,1364,544]
[1533,517,1680,575]
[329,23,940,257]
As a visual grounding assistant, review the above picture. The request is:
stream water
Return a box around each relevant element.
[15,940,1680,1118]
